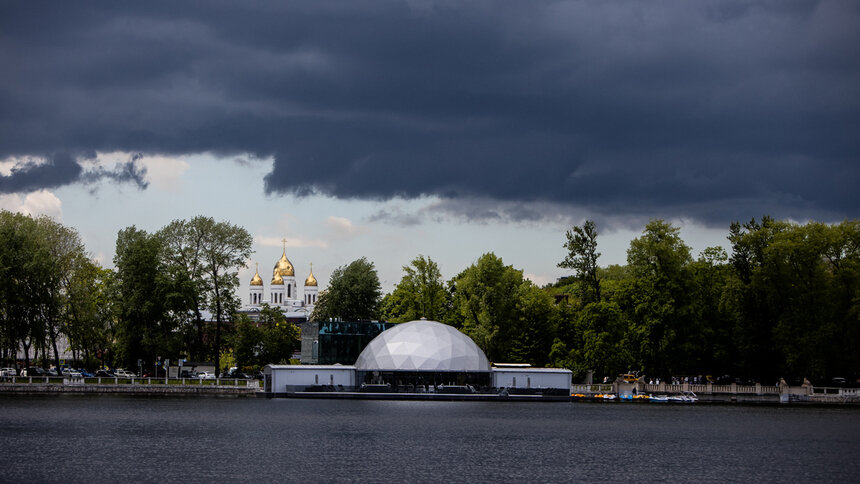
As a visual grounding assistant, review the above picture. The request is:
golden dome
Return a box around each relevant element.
[305,263,318,287]
[250,263,263,286]
[271,273,284,285]
[273,241,295,277]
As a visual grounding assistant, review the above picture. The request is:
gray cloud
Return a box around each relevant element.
[0,153,82,193]
[0,152,148,194]
[79,153,149,190]
[0,1,857,224]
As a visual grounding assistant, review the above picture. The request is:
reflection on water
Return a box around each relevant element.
[1,394,858,482]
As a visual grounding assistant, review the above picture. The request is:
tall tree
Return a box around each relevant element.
[113,226,171,371]
[157,219,209,361]
[156,216,252,376]
[0,211,41,368]
[63,259,116,369]
[381,255,449,322]
[508,280,557,367]
[559,220,602,304]
[624,219,692,377]
[34,216,89,371]
[197,217,252,377]
[447,253,524,362]
[311,257,382,321]
[726,216,789,380]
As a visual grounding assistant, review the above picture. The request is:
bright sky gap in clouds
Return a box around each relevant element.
[1,1,857,291]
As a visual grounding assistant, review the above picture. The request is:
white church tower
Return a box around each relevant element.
[249,263,264,306]
[270,271,285,305]
[304,263,318,306]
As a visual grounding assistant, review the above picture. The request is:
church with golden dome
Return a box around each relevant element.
[246,240,320,319]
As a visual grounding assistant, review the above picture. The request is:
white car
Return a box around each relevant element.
[0,368,17,377]
[197,371,216,380]
[113,369,136,378]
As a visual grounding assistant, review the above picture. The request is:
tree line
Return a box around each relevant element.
[3,209,857,382]
[0,211,299,376]
[314,217,859,383]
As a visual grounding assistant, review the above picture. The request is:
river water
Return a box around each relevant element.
[1,394,858,482]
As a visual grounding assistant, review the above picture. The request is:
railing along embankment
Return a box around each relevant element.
[0,375,260,395]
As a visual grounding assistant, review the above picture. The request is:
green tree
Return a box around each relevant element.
[311,257,382,321]
[571,301,631,380]
[232,314,265,369]
[508,280,557,366]
[737,219,860,380]
[448,253,526,362]
[0,211,42,368]
[156,216,252,376]
[157,218,210,361]
[113,226,174,371]
[624,219,692,377]
[559,220,602,304]
[33,216,90,371]
[232,305,300,368]
[196,218,251,377]
[381,255,449,322]
[63,260,116,369]
[687,246,734,375]
[726,216,790,379]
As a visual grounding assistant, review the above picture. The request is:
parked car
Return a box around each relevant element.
[197,371,216,380]
[23,367,47,377]
[224,369,251,379]
[61,368,82,377]
[78,369,94,378]
[113,369,135,379]
[179,370,195,379]
[94,369,115,377]
[0,368,17,377]
[45,368,60,376]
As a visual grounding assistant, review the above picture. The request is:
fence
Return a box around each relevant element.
[570,384,614,394]
[640,382,780,395]
[1,375,259,389]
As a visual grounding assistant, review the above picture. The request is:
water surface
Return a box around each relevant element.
[1,394,857,482]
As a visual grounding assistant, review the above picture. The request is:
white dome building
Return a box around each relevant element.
[354,319,492,390]
[355,319,490,372]
[263,309,573,398]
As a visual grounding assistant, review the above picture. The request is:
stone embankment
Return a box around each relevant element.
[0,377,261,396]
[571,381,860,404]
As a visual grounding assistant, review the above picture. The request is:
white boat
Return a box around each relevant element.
[667,391,698,403]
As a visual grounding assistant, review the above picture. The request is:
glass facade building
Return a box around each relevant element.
[301,320,396,365]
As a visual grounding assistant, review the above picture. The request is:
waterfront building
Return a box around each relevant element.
[265,319,572,395]
[300,320,396,365]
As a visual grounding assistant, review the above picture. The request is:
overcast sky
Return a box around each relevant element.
[1,1,857,293]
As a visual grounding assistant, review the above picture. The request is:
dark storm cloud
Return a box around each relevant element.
[0,152,148,194]
[0,153,82,193]
[1,0,857,224]
[79,153,149,190]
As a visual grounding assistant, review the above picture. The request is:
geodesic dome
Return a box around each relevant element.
[354,320,491,372]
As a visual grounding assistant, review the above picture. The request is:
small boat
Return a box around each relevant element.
[667,391,698,403]
[649,394,668,403]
